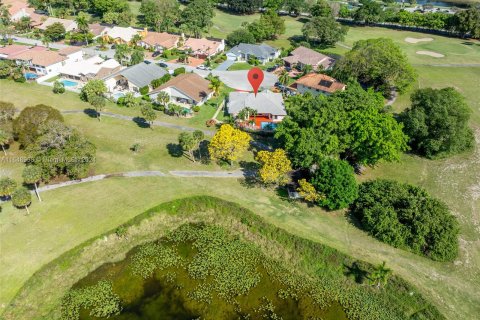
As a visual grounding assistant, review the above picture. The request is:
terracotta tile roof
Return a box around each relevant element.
[25,8,44,26]
[293,73,346,93]
[0,44,30,57]
[4,0,26,16]
[14,49,66,66]
[182,37,223,56]
[142,32,179,49]
[57,46,83,56]
[151,73,213,103]
[283,46,336,70]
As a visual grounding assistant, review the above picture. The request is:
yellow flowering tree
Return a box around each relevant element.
[256,148,292,186]
[208,124,251,165]
[297,179,322,203]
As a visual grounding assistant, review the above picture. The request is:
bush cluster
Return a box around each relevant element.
[351,180,459,261]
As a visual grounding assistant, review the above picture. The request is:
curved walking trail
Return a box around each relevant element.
[0,170,249,204]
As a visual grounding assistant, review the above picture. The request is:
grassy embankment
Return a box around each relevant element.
[3,197,443,320]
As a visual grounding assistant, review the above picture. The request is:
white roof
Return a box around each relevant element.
[58,56,120,77]
[228,90,286,116]
[105,26,139,42]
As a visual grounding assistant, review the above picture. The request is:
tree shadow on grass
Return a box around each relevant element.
[344,261,369,284]
[132,117,150,129]
[239,160,259,189]
[83,108,98,119]
[166,143,183,158]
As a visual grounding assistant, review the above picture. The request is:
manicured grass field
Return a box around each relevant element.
[227,62,252,71]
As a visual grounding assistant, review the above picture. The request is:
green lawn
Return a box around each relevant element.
[227,62,252,71]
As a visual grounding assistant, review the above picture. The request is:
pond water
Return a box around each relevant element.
[70,225,349,320]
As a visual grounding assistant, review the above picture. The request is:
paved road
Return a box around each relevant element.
[12,36,68,50]
[150,60,278,91]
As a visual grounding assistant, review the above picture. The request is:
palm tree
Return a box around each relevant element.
[208,76,223,97]
[302,64,313,75]
[12,187,32,215]
[279,70,290,86]
[369,261,392,289]
[75,12,90,45]
[22,166,43,202]
[131,33,142,47]
[156,91,170,107]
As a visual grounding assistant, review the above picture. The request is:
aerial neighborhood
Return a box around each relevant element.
[0,0,479,319]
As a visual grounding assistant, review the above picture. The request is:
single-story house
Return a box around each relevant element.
[102,26,146,44]
[14,47,66,75]
[181,37,225,58]
[37,17,77,32]
[291,73,346,96]
[227,90,286,130]
[283,46,336,70]
[88,23,111,39]
[149,73,213,107]
[58,56,121,82]
[138,31,180,52]
[104,62,167,93]
[226,43,280,65]
[0,44,31,59]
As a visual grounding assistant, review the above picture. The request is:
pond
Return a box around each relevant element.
[67,224,349,320]
[394,0,470,7]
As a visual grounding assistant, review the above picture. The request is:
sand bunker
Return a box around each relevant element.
[405,37,434,44]
[416,50,445,58]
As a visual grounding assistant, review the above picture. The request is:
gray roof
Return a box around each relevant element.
[228,90,286,116]
[105,62,167,88]
[227,43,278,60]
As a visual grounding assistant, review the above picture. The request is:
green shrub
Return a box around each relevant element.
[310,158,358,210]
[192,105,200,112]
[53,81,65,94]
[173,67,186,76]
[139,86,149,95]
[351,179,459,261]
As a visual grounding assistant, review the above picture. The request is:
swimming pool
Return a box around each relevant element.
[112,92,125,101]
[24,72,38,80]
[61,79,78,87]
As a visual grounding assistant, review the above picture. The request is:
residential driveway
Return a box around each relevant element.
[215,59,235,71]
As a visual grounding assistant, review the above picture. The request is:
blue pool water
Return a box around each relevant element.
[61,80,78,87]
[112,92,125,101]
[24,72,38,80]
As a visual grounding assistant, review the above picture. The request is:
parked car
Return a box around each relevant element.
[144,60,151,64]
[152,51,161,58]
[197,65,207,70]
[158,62,168,68]
[285,66,292,72]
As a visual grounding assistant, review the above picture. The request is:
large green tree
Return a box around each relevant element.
[302,15,347,46]
[23,165,43,202]
[247,9,285,41]
[181,0,215,38]
[13,104,64,147]
[334,38,417,95]
[44,22,66,41]
[0,177,17,199]
[80,80,107,103]
[353,0,384,24]
[275,84,408,168]
[140,0,179,32]
[310,158,358,210]
[351,179,460,262]
[454,5,480,39]
[400,87,474,159]
[226,29,256,46]
[11,187,32,214]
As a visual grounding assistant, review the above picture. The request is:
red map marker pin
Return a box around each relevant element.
[248,67,264,96]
